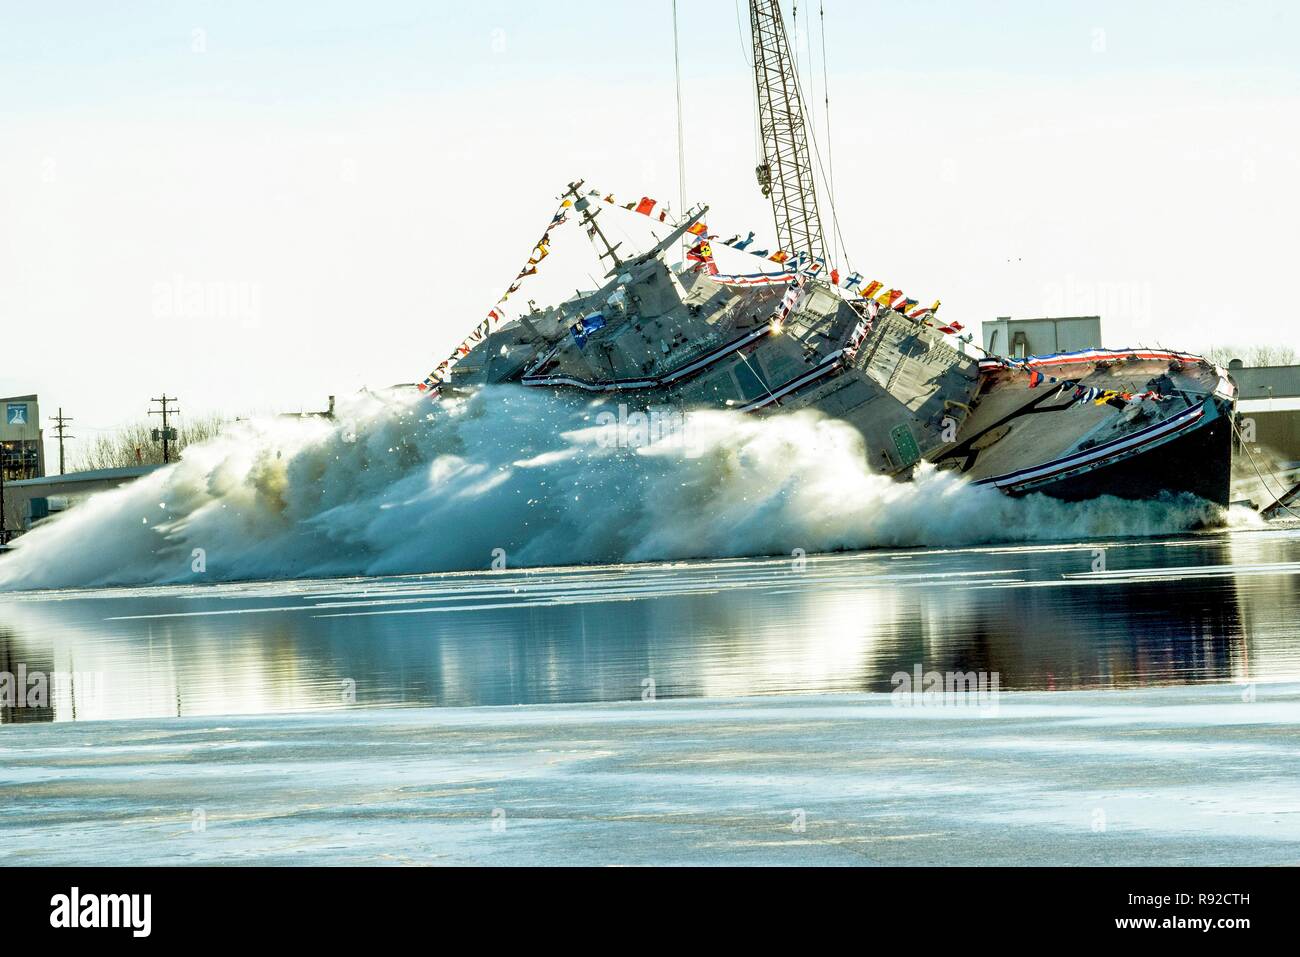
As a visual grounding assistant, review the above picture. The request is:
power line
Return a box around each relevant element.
[49,407,74,475]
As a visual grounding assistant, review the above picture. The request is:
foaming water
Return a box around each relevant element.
[0,387,1231,590]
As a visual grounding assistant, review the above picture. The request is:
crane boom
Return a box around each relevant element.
[750,0,825,267]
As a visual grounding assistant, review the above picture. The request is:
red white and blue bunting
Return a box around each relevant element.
[418,182,966,393]
[418,196,576,394]
[595,188,950,323]
[978,348,1209,409]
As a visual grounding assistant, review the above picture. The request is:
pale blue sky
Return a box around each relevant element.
[2,1,1298,461]
[3,1,1297,111]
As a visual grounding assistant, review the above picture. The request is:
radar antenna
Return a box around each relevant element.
[564,181,624,271]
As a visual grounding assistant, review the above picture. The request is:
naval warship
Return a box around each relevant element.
[423,0,1237,508]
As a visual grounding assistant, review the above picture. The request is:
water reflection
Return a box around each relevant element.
[1,528,1298,722]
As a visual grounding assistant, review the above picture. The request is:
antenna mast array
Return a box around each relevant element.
[749,0,825,267]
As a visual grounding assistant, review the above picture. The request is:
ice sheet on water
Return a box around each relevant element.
[0,683,1296,866]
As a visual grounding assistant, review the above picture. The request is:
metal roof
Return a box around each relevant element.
[6,464,161,488]
[1230,364,1300,400]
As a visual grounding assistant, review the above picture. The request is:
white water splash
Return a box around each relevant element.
[0,387,1227,590]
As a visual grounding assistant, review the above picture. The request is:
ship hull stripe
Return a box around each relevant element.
[973,402,1209,489]
[521,324,774,391]
[978,347,1208,371]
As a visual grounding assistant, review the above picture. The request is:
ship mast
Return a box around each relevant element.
[564,180,625,271]
[749,0,825,267]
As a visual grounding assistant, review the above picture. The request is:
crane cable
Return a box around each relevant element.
[785,1,853,277]
[672,0,687,253]
[736,0,760,167]
[1232,417,1299,519]
[818,1,839,271]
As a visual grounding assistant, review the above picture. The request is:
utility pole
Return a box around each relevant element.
[50,408,74,475]
[149,394,180,464]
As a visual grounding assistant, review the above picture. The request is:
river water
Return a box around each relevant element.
[3,525,1298,724]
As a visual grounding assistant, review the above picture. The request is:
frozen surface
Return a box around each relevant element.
[2,683,1297,866]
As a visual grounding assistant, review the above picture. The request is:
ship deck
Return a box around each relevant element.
[944,354,1226,485]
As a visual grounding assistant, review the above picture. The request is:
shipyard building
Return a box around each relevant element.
[1,395,45,482]
[981,316,1102,359]
[1230,360,1300,466]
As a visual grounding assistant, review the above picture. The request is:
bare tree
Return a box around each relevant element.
[1204,344,1299,368]
[74,414,228,471]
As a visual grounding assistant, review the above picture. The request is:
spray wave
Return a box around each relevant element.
[0,387,1228,590]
